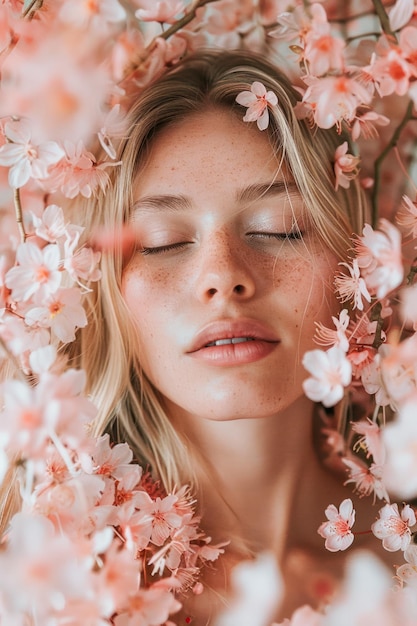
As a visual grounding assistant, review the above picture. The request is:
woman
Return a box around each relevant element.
[3,49,376,621]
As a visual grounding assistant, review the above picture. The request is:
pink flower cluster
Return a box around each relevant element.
[0,359,224,625]
[1,201,101,372]
[0,0,417,624]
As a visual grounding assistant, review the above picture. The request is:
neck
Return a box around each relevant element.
[172,395,332,559]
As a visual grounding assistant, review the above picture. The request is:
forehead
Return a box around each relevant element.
[133,109,289,198]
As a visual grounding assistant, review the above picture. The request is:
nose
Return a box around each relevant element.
[195,231,256,303]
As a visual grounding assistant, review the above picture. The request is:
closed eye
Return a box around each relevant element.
[140,242,192,255]
[247,231,303,241]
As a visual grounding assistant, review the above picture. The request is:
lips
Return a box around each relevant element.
[187,319,280,354]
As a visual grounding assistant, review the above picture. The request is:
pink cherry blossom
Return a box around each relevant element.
[352,419,385,465]
[46,140,120,199]
[235,81,278,131]
[389,0,415,32]
[396,194,417,239]
[63,233,102,285]
[314,308,350,352]
[372,502,416,551]
[350,111,390,141]
[369,48,413,97]
[396,544,417,586]
[59,0,126,29]
[268,4,311,42]
[303,4,345,76]
[0,513,91,623]
[401,283,417,330]
[134,491,183,546]
[0,120,64,188]
[301,74,372,130]
[400,25,417,69]
[5,241,62,303]
[334,141,360,190]
[32,204,67,243]
[202,0,258,49]
[93,540,140,616]
[360,352,391,407]
[354,219,404,299]
[91,434,135,480]
[25,287,88,343]
[303,346,352,407]
[135,0,185,24]
[323,550,417,624]
[113,584,181,626]
[382,394,417,500]
[215,552,282,626]
[274,604,323,626]
[343,457,389,502]
[318,498,355,552]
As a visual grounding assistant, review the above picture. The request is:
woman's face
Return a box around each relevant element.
[122,109,339,423]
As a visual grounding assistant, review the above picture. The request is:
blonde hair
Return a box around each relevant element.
[1,50,368,529]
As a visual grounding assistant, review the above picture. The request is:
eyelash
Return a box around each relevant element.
[140,242,191,255]
[247,231,303,241]
[140,231,303,255]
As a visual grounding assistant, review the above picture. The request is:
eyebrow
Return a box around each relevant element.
[131,181,301,215]
[236,181,300,203]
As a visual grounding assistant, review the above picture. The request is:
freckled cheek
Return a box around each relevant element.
[120,261,188,326]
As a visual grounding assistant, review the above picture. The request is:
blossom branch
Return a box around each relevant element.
[371,301,385,349]
[371,100,414,226]
[371,0,396,39]
[13,188,26,243]
[21,0,43,20]
[122,0,219,80]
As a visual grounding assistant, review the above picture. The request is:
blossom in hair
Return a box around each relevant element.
[302,346,352,407]
[0,120,64,188]
[318,498,355,552]
[235,81,278,131]
[372,503,416,552]
[333,142,360,191]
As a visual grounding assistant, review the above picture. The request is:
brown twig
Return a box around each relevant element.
[122,0,219,81]
[371,301,385,349]
[13,188,26,243]
[371,100,414,227]
[371,0,396,39]
[21,0,43,20]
